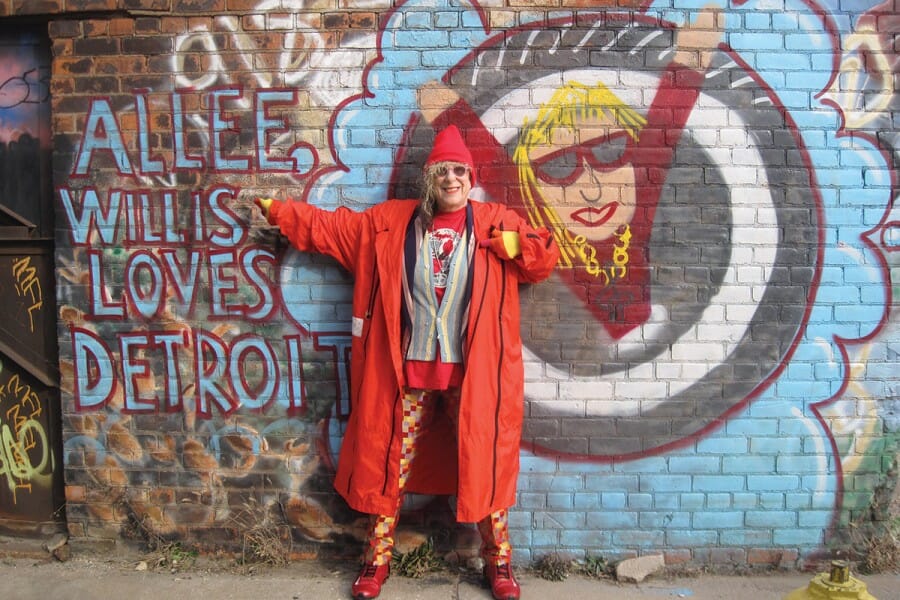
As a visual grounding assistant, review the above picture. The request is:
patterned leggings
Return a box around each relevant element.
[364,388,512,566]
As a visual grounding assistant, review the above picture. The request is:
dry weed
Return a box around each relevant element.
[855,517,900,574]
[227,498,293,569]
[119,503,198,572]
[533,552,574,581]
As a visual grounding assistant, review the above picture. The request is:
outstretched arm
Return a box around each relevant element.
[255,197,364,273]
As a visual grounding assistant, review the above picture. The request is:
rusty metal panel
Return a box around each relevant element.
[0,248,62,533]
[0,248,57,386]
[0,354,61,530]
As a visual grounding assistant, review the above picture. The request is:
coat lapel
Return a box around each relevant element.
[373,201,418,388]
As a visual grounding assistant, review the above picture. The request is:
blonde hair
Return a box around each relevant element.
[512,81,646,276]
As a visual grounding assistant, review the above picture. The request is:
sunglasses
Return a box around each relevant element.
[531,131,633,187]
[434,164,470,178]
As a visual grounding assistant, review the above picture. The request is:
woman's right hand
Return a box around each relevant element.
[254,197,277,221]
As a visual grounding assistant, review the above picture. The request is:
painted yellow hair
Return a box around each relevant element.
[513,81,646,276]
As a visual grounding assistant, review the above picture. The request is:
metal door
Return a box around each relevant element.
[0,23,64,537]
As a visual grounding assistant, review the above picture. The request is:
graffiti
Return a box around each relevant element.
[824,20,894,129]
[0,68,49,110]
[71,327,308,417]
[11,257,43,333]
[67,91,317,178]
[171,2,375,107]
[0,44,51,146]
[47,0,898,564]
[0,374,51,503]
[374,9,821,457]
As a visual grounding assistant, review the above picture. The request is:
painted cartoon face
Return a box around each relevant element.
[528,117,636,242]
[431,162,472,213]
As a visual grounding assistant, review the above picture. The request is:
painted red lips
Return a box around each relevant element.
[571,202,617,227]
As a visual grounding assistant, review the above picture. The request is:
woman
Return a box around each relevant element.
[256,125,559,600]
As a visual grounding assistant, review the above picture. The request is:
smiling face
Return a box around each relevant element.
[429,162,472,213]
[527,116,637,243]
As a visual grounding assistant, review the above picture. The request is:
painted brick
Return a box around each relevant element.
[745,510,796,528]
[692,476,746,493]
[586,511,639,530]
[667,529,719,547]
[722,455,775,473]
[640,511,690,529]
[726,419,778,435]
[776,455,823,473]
[587,475,640,496]
[519,456,558,474]
[433,11,459,28]
[785,492,812,510]
[743,398,801,420]
[668,456,721,474]
[531,528,560,548]
[612,529,666,547]
[573,492,599,509]
[599,492,627,510]
[534,511,585,529]
[695,436,748,454]
[798,510,833,528]
[693,511,744,529]
[679,493,705,510]
[507,511,531,529]
[613,458,668,474]
[654,493,682,510]
[509,528,532,548]
[758,493,785,509]
[747,475,800,492]
[640,474,692,492]
[744,13,770,29]
[560,529,612,548]
[773,528,825,547]
[547,493,574,509]
[517,492,546,509]
[627,493,653,509]
[522,474,583,492]
[31,0,900,572]
[757,52,810,71]
[750,436,802,454]
[706,493,732,510]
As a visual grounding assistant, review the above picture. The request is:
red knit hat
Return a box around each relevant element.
[425,125,475,186]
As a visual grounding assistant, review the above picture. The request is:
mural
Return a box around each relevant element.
[51,0,898,563]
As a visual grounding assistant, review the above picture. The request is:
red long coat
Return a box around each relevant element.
[268,198,559,522]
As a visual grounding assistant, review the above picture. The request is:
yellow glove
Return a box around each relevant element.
[255,197,274,214]
[254,197,277,222]
[480,228,521,260]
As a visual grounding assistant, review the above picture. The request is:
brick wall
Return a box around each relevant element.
[3,0,897,567]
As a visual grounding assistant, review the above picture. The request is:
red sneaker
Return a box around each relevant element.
[483,561,521,600]
[351,562,390,599]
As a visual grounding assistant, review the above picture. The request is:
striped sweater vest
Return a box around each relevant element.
[402,206,475,363]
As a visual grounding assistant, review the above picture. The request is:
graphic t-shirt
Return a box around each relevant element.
[404,206,467,390]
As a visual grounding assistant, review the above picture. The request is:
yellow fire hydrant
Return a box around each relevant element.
[784,560,877,600]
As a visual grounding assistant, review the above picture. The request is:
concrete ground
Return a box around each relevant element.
[0,548,897,600]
